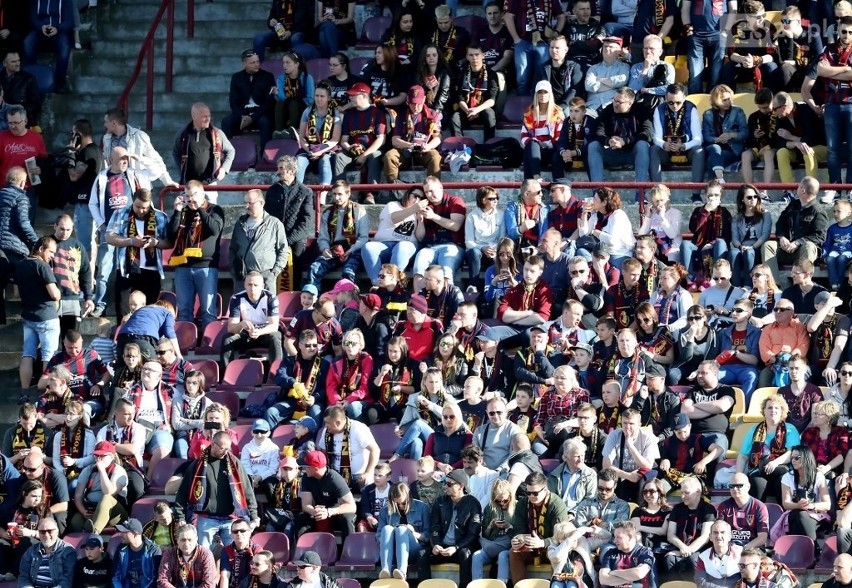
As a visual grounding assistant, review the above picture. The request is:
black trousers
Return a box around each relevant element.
[221,331,283,367]
[293,511,355,542]
[0,249,25,324]
[748,467,787,503]
[418,547,473,588]
[115,270,161,322]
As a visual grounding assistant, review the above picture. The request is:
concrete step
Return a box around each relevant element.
[99,17,266,41]
[77,54,243,78]
[91,37,255,59]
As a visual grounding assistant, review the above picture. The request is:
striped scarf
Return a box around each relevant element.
[186,448,250,524]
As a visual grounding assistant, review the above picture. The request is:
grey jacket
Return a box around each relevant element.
[19,539,77,588]
[229,212,289,280]
[546,462,597,511]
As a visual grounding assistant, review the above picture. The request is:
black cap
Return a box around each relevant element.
[446,469,469,488]
[645,362,666,378]
[84,535,104,549]
[116,518,143,534]
[550,178,571,188]
[294,551,323,567]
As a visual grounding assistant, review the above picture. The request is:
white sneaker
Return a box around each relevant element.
[379,569,391,579]
[393,569,406,580]
[821,190,838,204]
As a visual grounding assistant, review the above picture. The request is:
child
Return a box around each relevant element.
[90,319,116,366]
[121,290,147,324]
[409,456,444,508]
[509,385,545,455]
[241,419,281,489]
[571,343,601,401]
[73,534,112,588]
[458,376,489,432]
[282,416,317,463]
[301,284,318,311]
[824,199,852,289]
[740,88,777,198]
[547,521,594,588]
[655,414,722,495]
[357,462,391,532]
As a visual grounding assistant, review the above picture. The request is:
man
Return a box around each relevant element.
[546,438,597,511]
[538,36,583,116]
[0,51,40,126]
[19,236,61,402]
[172,102,235,189]
[38,330,108,418]
[599,521,656,588]
[105,188,169,320]
[560,0,605,72]
[718,299,761,401]
[284,297,343,358]
[731,548,769,588]
[509,471,569,585]
[817,16,852,200]
[98,398,147,506]
[585,37,631,112]
[384,85,442,182]
[574,468,631,544]
[222,271,282,368]
[22,448,69,534]
[503,0,553,94]
[681,0,735,94]
[651,83,705,201]
[175,431,260,548]
[0,105,46,221]
[763,176,830,278]
[0,166,37,324]
[421,265,464,331]
[664,476,716,579]
[264,155,315,282]
[603,408,660,500]
[113,518,162,588]
[157,525,217,587]
[316,406,380,490]
[155,337,192,394]
[432,5,470,65]
[546,179,583,249]
[125,360,176,479]
[825,554,852,588]
[66,119,102,258]
[308,180,368,288]
[252,0,316,60]
[695,520,742,588]
[332,82,386,197]
[698,259,746,324]
[564,256,605,322]
[494,255,553,340]
[219,518,262,588]
[167,180,225,329]
[355,293,393,362]
[267,330,328,429]
[478,2,514,110]
[629,35,676,104]
[633,236,668,296]
[449,301,488,366]
[294,449,357,540]
[642,362,682,441]
[715,473,770,549]
[472,397,523,474]
[461,445,500,509]
[607,329,658,402]
[808,291,850,384]
[18,517,76,588]
[772,92,828,190]
[418,469,482,587]
[410,176,466,293]
[2,403,53,468]
[757,299,810,387]
[450,43,498,140]
[229,189,288,294]
[391,294,443,362]
[221,50,275,149]
[657,414,723,494]
[506,179,549,252]
[781,259,828,315]
[102,108,176,189]
[50,215,94,333]
[720,0,778,91]
[22,0,74,92]
[587,88,652,187]
[682,360,736,453]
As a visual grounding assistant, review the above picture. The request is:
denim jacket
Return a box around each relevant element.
[19,540,77,588]
[702,106,749,157]
[377,498,431,544]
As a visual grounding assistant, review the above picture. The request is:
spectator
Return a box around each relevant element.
[584,37,630,112]
[316,0,356,58]
[431,5,470,67]
[308,179,368,287]
[477,2,514,108]
[682,0,736,93]
[325,328,374,420]
[411,176,466,293]
[294,83,340,199]
[384,85,443,183]
[684,182,731,284]
[802,400,850,476]
[695,520,742,588]
[730,184,773,287]
[663,476,716,580]
[538,36,583,118]
[603,258,648,330]
[471,397,522,473]
[64,119,101,257]
[101,108,175,188]
[415,44,452,116]
[573,468,630,544]
[603,407,660,501]
[294,449,357,539]
[599,521,656,588]
[780,444,831,543]
[360,45,406,113]
[630,478,672,552]
[377,481,431,580]
[450,44,498,141]
[758,299,809,387]
[253,0,317,61]
[552,101,595,181]
[20,449,68,535]
[716,473,769,548]
[317,405,380,489]
[99,397,147,505]
[229,189,289,294]
[265,155,315,283]
[0,166,36,324]
[559,0,604,72]
[578,187,636,269]
[221,50,275,150]
[808,291,849,383]
[324,52,363,115]
[681,360,735,452]
[698,259,745,325]
[520,81,564,180]
[273,52,315,139]
[503,0,553,94]
[3,403,53,468]
[628,35,674,105]
[114,518,162,588]
[824,200,852,290]
[637,184,683,264]
[772,92,827,196]
[777,353,824,432]
[0,105,46,223]
[267,329,329,428]
[18,517,76,588]
[782,259,828,315]
[332,82,386,202]
[222,272,282,368]
[220,517,262,588]
[471,478,519,584]
[240,550,286,588]
[115,300,180,368]
[0,51,39,126]
[702,84,748,184]
[23,0,74,93]
[0,479,45,574]
[721,0,778,90]
[824,555,852,588]
[50,215,94,334]
[124,360,175,480]
[817,16,852,201]
[172,103,235,189]
[69,441,127,534]
[717,299,761,401]
[381,9,421,67]
[157,524,217,588]
[740,89,777,193]
[260,455,302,540]
[651,83,704,202]
[285,551,338,588]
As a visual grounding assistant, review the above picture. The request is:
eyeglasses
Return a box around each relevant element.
[598,485,615,492]
[445,480,458,487]
[739,562,759,568]
[302,343,318,349]
[666,100,684,105]
[744,195,758,200]
[526,487,547,497]
[496,497,511,505]
[439,341,455,348]
[772,104,786,112]
[840,30,852,35]
[775,307,794,312]
[442,414,456,420]
[729,483,745,489]
[485,197,499,202]
[38,529,58,535]
[781,17,798,23]
[232,528,250,534]
[488,411,505,416]
[343,341,359,347]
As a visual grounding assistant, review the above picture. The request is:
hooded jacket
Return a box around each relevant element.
[0,182,37,256]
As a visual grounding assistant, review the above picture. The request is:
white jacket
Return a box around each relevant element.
[102,124,174,186]
[240,437,280,480]
[88,167,156,228]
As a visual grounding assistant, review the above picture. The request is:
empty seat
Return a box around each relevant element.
[350,57,370,76]
[192,359,220,388]
[816,535,838,573]
[289,532,338,569]
[454,15,485,35]
[149,457,188,494]
[131,497,163,522]
[307,58,328,85]
[195,320,229,356]
[502,95,528,125]
[267,358,282,384]
[390,458,418,484]
[108,533,124,557]
[220,358,265,389]
[262,59,284,78]
[372,422,399,459]
[207,390,241,421]
[335,532,379,571]
[272,424,297,447]
[230,137,258,171]
[257,139,300,171]
[174,321,198,354]
[63,532,89,552]
[230,423,255,448]
[359,16,391,46]
[773,535,815,572]
[540,459,560,474]
[277,291,304,324]
[337,579,363,588]
[253,531,291,563]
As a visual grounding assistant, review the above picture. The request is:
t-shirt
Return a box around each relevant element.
[127,547,144,588]
[780,283,828,316]
[229,290,279,327]
[780,469,828,503]
[316,420,376,477]
[17,257,58,322]
[686,385,735,434]
[600,543,656,588]
[301,468,351,507]
[73,554,113,588]
[738,423,801,458]
[373,201,418,243]
[668,501,717,544]
[422,194,466,246]
[715,497,769,546]
[603,429,660,472]
[69,143,102,205]
[341,105,386,148]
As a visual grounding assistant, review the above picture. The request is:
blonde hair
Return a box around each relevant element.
[416,456,435,470]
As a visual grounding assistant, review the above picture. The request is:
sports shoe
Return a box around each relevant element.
[91,306,104,318]
[83,518,95,533]
[393,569,406,580]
[691,193,703,204]
[379,570,391,579]
[759,191,771,203]
[821,190,838,204]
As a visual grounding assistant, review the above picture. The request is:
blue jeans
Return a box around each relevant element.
[824,103,852,185]
[719,364,759,401]
[252,31,319,62]
[412,243,464,277]
[729,246,757,287]
[74,203,94,258]
[395,419,433,459]
[196,515,234,548]
[514,40,549,95]
[22,318,60,360]
[587,140,650,183]
[465,247,495,285]
[308,249,363,287]
[174,431,191,459]
[317,21,345,57]
[687,34,724,94]
[265,400,323,430]
[379,525,423,572]
[705,144,740,176]
[603,22,634,40]
[827,251,852,287]
[682,239,728,278]
[24,30,71,82]
[472,547,510,581]
[93,226,115,310]
[362,241,418,283]
[346,401,366,420]
[297,152,333,186]
[522,142,560,178]
[174,266,219,329]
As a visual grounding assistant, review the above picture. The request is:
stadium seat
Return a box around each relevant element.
[337,579,363,588]
[230,137,258,171]
[390,458,418,484]
[441,135,476,153]
[742,387,778,423]
[218,237,232,273]
[207,390,241,421]
[685,93,712,115]
[267,358,282,384]
[272,424,296,447]
[257,139,300,172]
[194,293,224,320]
[131,497,162,523]
[174,321,198,354]
[816,535,838,573]
[150,457,188,494]
[659,583,696,588]
[335,532,380,571]
[192,359,220,388]
[773,535,815,572]
[253,531,291,563]
[63,532,89,552]
[358,16,391,47]
[370,581,407,588]
[730,387,746,426]
[220,358,265,388]
[514,580,549,588]
[277,291,304,325]
[231,423,255,447]
[350,57,370,76]
[454,15,485,36]
[108,533,124,557]
[195,320,229,356]
[765,502,783,530]
[732,93,759,118]
[289,532,338,569]
[307,58,328,84]
[372,422,400,459]
[469,580,507,588]
[725,423,753,460]
[540,458,560,473]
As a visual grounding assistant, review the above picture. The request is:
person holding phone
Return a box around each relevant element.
[187,403,241,460]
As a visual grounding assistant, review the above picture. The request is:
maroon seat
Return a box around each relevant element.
[773,535,815,572]
[390,458,418,484]
[131,497,163,523]
[192,359,220,388]
[220,358,265,389]
[253,531,291,563]
[350,57,370,76]
[262,59,284,78]
[230,137,258,171]
[816,535,838,573]
[218,237,232,273]
[335,532,379,571]
[194,293,224,320]
[277,291,303,325]
[107,534,124,557]
[231,423,255,447]
[63,532,89,552]
[267,358,282,384]
[272,424,296,447]
[358,16,390,47]
[195,320,228,356]
[288,532,338,569]
[502,95,528,124]
[540,458,560,473]
[238,389,277,424]
[372,422,399,460]
[174,321,198,354]
[149,457,188,494]
[207,390,241,421]
[257,139,300,172]
[336,578,363,588]
[765,502,783,530]
[307,58,327,85]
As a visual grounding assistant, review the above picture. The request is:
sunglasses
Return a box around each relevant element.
[666,100,684,105]
[570,270,586,276]
[442,414,456,420]
[485,197,499,202]
[253,430,268,435]
[445,480,459,487]
[840,371,852,376]
[729,483,745,489]
[731,308,747,313]
[343,341,359,347]
[232,528,250,534]
[38,529,57,535]
[598,485,615,492]
[781,17,797,23]
[21,466,39,473]
[488,411,505,416]
[775,307,794,312]
[642,489,659,495]
[155,349,171,355]
[744,195,758,200]
[302,343,318,348]
[527,487,547,497]
[439,341,455,348]
[687,316,703,321]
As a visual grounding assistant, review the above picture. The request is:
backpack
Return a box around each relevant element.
[471,138,523,168]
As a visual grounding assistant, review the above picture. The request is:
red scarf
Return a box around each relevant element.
[747,420,788,469]
[169,203,208,266]
[128,382,173,429]
[59,424,85,481]
[186,447,250,524]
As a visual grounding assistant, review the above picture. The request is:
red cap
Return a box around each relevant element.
[93,441,115,456]
[407,85,426,104]
[346,82,371,96]
[602,36,623,47]
[304,450,327,469]
[360,293,382,311]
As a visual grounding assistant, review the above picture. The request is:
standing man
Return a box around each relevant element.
[172,102,235,194]
[503,0,553,95]
[817,16,852,201]
[681,0,736,94]
[222,272,283,368]
[307,180,368,288]
[102,108,176,189]
[0,166,37,324]
[174,431,260,548]
[65,119,101,258]
[229,189,288,294]
[18,236,60,403]
[264,155,315,285]
[0,105,46,222]
[316,405,380,490]
[167,180,225,331]
[51,214,94,334]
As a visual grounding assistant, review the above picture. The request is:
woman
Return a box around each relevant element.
[0,480,45,575]
[633,302,675,366]
[465,186,506,292]
[683,180,732,287]
[520,80,564,179]
[778,353,825,433]
[188,403,240,459]
[421,333,468,398]
[391,367,455,461]
[296,81,341,189]
[637,184,683,263]
[331,279,361,332]
[372,337,419,424]
[70,442,128,533]
[650,265,692,332]
[825,362,852,427]
[116,300,179,367]
[630,478,671,553]
[702,83,749,183]
[577,187,636,270]
[801,400,850,477]
[107,342,147,418]
[315,0,356,58]
[730,183,773,287]
[381,9,420,67]
[371,263,411,322]
[360,44,407,114]
[51,400,96,493]
[363,187,423,284]
[780,445,831,543]
[533,365,590,458]
[669,305,721,385]
[324,52,363,114]
[415,44,451,116]
[273,51,315,138]
[483,237,519,316]
[377,482,431,580]
[736,394,799,502]
[472,479,521,585]
[747,263,780,324]
[170,369,212,459]
[326,328,375,421]
[424,402,471,473]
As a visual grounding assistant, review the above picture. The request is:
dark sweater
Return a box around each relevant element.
[166,203,225,268]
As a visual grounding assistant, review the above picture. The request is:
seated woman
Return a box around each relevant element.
[637,184,683,264]
[702,84,748,183]
[736,394,799,503]
[296,81,341,192]
[390,367,456,461]
[315,0,356,58]
[107,343,147,419]
[362,187,423,285]
[51,400,96,494]
[324,52,364,115]
[326,328,375,421]
[377,482,431,581]
[533,365,590,458]
[415,44,452,119]
[380,9,421,69]
[576,187,635,270]
[69,441,128,534]
[801,400,850,478]
[520,80,565,180]
[630,478,671,553]
[142,499,179,548]
[746,263,780,324]
[372,336,420,424]
[730,184,773,288]
[465,186,505,293]
[273,51,315,139]
[420,333,469,398]
[472,479,522,585]
[669,305,720,385]
[650,266,692,332]
[424,401,471,473]
[0,480,47,577]
[483,237,519,318]
[188,402,241,460]
[372,263,411,323]
[780,444,831,544]
[360,45,407,118]
[170,369,212,459]
[683,180,732,288]
[633,301,676,367]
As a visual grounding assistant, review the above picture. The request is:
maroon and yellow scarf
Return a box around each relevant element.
[10,423,46,458]
[59,424,85,480]
[186,447,250,524]
[747,419,788,469]
[169,203,208,266]
[126,208,158,272]
[327,201,357,244]
[325,419,352,484]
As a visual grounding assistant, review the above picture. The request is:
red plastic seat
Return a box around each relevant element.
[335,532,379,571]
[372,422,399,459]
[231,423,255,447]
[390,458,418,484]
[194,293,224,321]
[218,237,232,273]
[272,424,296,447]
[288,532,338,569]
[208,390,241,421]
[773,535,815,572]
[816,535,838,573]
[174,321,198,354]
[277,291,303,324]
[358,16,391,46]
[195,320,229,356]
[230,137,258,171]
[350,57,370,76]
[503,95,529,124]
[108,533,124,557]
[765,502,783,530]
[220,358,265,388]
[131,497,163,523]
[192,359,220,388]
[540,458,560,474]
[253,531,291,564]
[267,358,283,384]
[237,389,277,424]
[149,457,188,494]
[336,578,363,588]
[63,532,89,552]
[257,139,300,172]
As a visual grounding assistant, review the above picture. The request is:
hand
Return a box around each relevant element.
[763,461,777,474]
[355,154,367,165]
[216,168,227,181]
[742,54,755,68]
[562,149,573,162]
[174,196,185,212]
[314,506,330,520]
[824,367,838,386]
[522,219,536,231]
[524,534,545,549]
[0,29,9,40]
[797,142,814,156]
[240,115,253,130]
[716,133,730,144]
[83,300,95,317]
[31,165,41,176]
[61,456,76,467]
[679,547,693,558]
[693,461,706,475]
[609,137,625,149]
[90,384,102,397]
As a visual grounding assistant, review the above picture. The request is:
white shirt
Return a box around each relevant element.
[317,420,376,477]
[469,466,500,510]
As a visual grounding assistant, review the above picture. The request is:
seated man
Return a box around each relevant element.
[538,228,570,309]
[472,397,523,474]
[552,105,595,180]
[695,520,742,588]
[772,91,827,191]
[114,518,163,587]
[383,85,442,183]
[506,179,550,252]
[22,0,74,92]
[411,176,466,293]
[562,258,605,322]
[604,258,649,330]
[38,330,109,420]
[606,329,659,404]
[2,403,53,468]
[650,83,705,203]
[628,35,675,101]
[156,525,217,587]
[420,265,464,331]
[681,360,736,453]
[307,180,368,288]
[717,299,761,402]
[450,43,498,141]
[332,83,386,199]
[770,6,823,93]
[587,88,652,189]
[391,294,443,362]
[574,468,630,545]
[599,521,656,588]
[492,255,553,343]
[266,330,329,429]
[431,5,471,66]
[720,0,778,91]
[781,259,828,315]
[155,337,193,394]
[757,299,809,387]
[124,361,175,479]
[663,476,716,580]
[656,414,723,494]
[261,456,303,542]
[221,50,275,149]
[538,36,583,117]
[584,37,631,112]
[825,555,852,588]
[603,408,660,501]
[715,473,769,549]
[221,271,283,368]
[284,297,343,358]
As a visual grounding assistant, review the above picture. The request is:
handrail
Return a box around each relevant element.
[116,0,177,130]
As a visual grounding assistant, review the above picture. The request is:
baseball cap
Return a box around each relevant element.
[360,293,382,311]
[116,519,144,534]
[304,450,327,469]
[407,85,426,104]
[602,36,623,47]
[302,284,319,297]
[534,80,553,94]
[346,82,371,96]
[815,290,831,306]
[252,419,270,433]
[645,362,667,378]
[570,342,593,355]
[446,469,469,488]
[408,294,428,314]
[673,413,691,430]
[291,416,318,434]
[327,278,358,296]
[294,551,323,567]
[279,456,298,469]
[84,535,104,549]
[93,441,115,456]
[550,178,571,188]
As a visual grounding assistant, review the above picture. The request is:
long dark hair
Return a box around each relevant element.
[283,51,308,79]
[791,444,817,492]
[736,183,765,220]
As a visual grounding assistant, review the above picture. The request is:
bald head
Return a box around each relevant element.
[836,554,852,583]
[109,147,130,172]
[191,102,211,130]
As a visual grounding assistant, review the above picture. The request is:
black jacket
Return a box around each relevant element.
[0,183,37,256]
[0,69,40,125]
[640,389,682,441]
[264,179,315,246]
[775,199,830,247]
[228,68,276,119]
[539,59,585,107]
[593,104,654,148]
[429,493,482,551]
[166,203,225,268]
[266,0,315,36]
[354,312,392,364]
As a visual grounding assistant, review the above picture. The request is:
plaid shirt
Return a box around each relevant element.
[157,545,217,588]
[534,387,590,428]
[801,425,849,467]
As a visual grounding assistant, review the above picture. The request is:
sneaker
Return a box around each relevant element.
[466,285,479,295]
[17,392,29,405]
[821,190,838,204]
[716,177,726,184]
[691,193,703,204]
[271,129,288,140]
[379,570,391,579]
[781,190,796,205]
[83,518,95,533]
[759,191,771,202]
[392,569,406,580]
[91,306,104,318]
